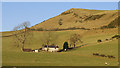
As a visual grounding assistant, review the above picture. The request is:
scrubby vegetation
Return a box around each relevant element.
[112,34,120,39]
[108,16,119,28]
[84,14,105,21]
[75,20,83,23]
[31,27,90,31]
[73,13,79,17]
[58,19,63,25]
[100,16,119,29]
[61,11,73,15]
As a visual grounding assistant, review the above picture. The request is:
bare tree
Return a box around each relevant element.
[44,31,58,51]
[70,33,83,48]
[46,31,51,45]
[46,31,51,51]
[13,22,32,50]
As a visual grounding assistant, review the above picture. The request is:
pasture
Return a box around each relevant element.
[2,28,118,66]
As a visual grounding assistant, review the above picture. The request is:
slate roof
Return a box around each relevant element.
[43,45,59,48]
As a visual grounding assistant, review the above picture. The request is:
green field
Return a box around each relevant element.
[2,28,118,66]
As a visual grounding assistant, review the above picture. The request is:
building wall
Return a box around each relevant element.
[42,47,59,52]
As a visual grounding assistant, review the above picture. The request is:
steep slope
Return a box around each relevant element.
[31,8,118,30]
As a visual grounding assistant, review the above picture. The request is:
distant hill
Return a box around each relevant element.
[31,8,119,30]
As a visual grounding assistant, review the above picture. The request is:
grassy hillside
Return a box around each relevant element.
[2,28,118,66]
[31,8,118,30]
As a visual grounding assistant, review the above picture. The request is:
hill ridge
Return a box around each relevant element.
[31,8,118,30]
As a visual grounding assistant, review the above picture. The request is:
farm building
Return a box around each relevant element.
[42,45,59,52]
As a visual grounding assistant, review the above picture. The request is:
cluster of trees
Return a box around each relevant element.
[63,34,83,51]
[69,34,83,48]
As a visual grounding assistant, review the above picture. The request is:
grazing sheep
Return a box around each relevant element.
[105,62,109,65]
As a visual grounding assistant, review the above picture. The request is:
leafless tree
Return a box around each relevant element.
[46,31,51,45]
[70,33,83,48]
[44,31,58,51]
[46,31,51,51]
[13,22,33,50]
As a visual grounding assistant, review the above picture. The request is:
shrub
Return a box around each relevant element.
[61,11,71,15]
[97,39,102,43]
[73,13,79,17]
[105,39,109,41]
[58,19,63,25]
[63,42,69,51]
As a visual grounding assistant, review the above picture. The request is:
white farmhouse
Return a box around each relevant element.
[42,45,59,52]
